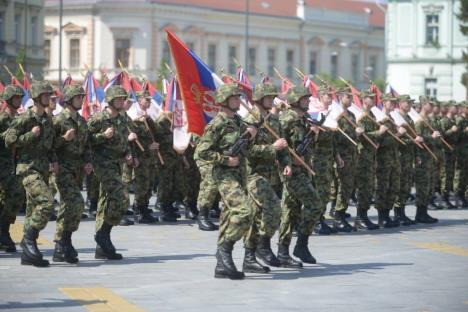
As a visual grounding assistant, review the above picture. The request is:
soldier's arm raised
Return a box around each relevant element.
[4,117,36,148]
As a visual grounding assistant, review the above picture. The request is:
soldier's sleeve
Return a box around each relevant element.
[53,116,66,150]
[277,124,291,168]
[5,116,36,148]
[122,117,135,158]
[83,122,93,164]
[361,117,381,140]
[194,119,229,165]
[87,115,107,146]
[245,116,277,161]
[0,114,8,141]
[415,121,434,144]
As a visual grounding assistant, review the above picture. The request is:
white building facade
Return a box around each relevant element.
[43,0,385,87]
[387,0,467,101]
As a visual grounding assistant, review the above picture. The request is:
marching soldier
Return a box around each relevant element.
[5,81,58,267]
[454,101,468,208]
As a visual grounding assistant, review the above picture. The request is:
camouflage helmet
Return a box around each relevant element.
[252,84,279,102]
[29,80,54,99]
[62,84,85,102]
[105,85,128,103]
[2,85,24,101]
[335,86,353,96]
[136,90,152,99]
[418,95,433,104]
[318,83,334,95]
[215,83,242,104]
[381,93,398,102]
[286,86,311,105]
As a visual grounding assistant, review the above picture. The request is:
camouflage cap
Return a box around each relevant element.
[215,83,242,104]
[29,80,54,99]
[318,83,334,95]
[360,89,375,99]
[62,84,85,102]
[461,100,468,108]
[335,86,353,95]
[286,86,311,104]
[252,83,279,102]
[380,93,398,102]
[136,90,152,99]
[396,94,413,102]
[419,95,434,104]
[105,85,128,103]
[447,100,458,106]
[2,85,24,101]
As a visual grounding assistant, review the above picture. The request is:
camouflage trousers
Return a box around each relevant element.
[19,168,54,232]
[394,151,413,209]
[157,155,184,206]
[279,168,321,246]
[244,174,282,249]
[183,159,200,207]
[310,153,334,214]
[54,162,85,241]
[356,151,375,211]
[432,148,445,193]
[123,156,156,209]
[196,162,219,211]
[454,148,468,196]
[0,160,24,224]
[375,151,400,211]
[441,151,456,194]
[122,163,133,210]
[415,156,433,207]
[86,171,100,203]
[335,152,357,212]
[94,161,127,231]
[215,168,254,246]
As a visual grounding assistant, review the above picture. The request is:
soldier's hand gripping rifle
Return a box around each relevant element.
[297,118,324,156]
[224,115,266,157]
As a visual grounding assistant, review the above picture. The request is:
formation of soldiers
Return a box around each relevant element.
[0,79,466,280]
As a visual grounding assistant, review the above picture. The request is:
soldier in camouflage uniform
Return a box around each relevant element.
[277,86,322,267]
[332,86,363,232]
[195,83,256,279]
[0,85,26,252]
[414,100,439,223]
[374,94,407,228]
[393,95,417,225]
[5,81,57,267]
[439,100,459,209]
[87,85,137,260]
[182,136,201,220]
[426,98,444,209]
[242,84,291,273]
[354,90,383,230]
[52,84,93,263]
[454,101,468,207]
[311,84,339,235]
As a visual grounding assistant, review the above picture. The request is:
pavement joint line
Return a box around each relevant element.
[412,242,468,257]
[10,221,52,247]
[59,287,145,312]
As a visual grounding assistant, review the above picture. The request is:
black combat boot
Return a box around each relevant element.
[210,201,221,219]
[256,236,280,267]
[119,216,134,226]
[442,193,456,209]
[0,221,16,252]
[243,248,270,273]
[197,208,218,231]
[214,240,245,279]
[95,222,123,260]
[184,203,199,220]
[415,206,438,224]
[332,210,354,232]
[354,209,380,231]
[378,209,396,228]
[53,231,78,264]
[138,205,158,224]
[159,205,178,222]
[20,227,49,267]
[394,207,416,226]
[293,233,316,264]
[277,243,302,268]
[314,215,337,235]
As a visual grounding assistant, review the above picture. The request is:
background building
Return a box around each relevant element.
[0,0,46,82]
[387,0,467,101]
[43,0,385,87]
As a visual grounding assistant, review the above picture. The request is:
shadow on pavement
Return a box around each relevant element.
[0,298,104,310]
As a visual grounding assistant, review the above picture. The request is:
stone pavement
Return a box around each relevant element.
[1,203,468,312]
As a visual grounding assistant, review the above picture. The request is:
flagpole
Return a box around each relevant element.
[244,0,250,73]
[58,0,63,87]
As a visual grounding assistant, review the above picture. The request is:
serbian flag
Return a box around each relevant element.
[281,78,294,94]
[62,74,73,89]
[166,29,223,136]
[235,67,253,103]
[303,75,318,98]
[82,71,102,120]
[386,84,400,98]
[222,74,235,84]
[164,78,179,112]
[142,80,163,107]
[370,83,382,107]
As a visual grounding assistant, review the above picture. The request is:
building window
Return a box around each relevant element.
[208,44,216,70]
[69,38,80,68]
[30,16,38,45]
[15,14,21,43]
[426,14,439,45]
[309,51,317,75]
[425,78,437,97]
[351,54,359,82]
[44,39,51,67]
[286,49,294,78]
[0,12,4,41]
[162,41,171,66]
[228,45,237,74]
[368,55,377,80]
[331,53,338,79]
[115,38,131,68]
[267,48,276,77]
[248,47,256,76]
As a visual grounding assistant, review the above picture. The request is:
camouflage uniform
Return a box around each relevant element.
[439,109,459,195]
[414,120,436,207]
[454,102,468,203]
[53,85,91,241]
[182,140,200,215]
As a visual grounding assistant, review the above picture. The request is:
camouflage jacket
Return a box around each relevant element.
[335,111,358,157]
[0,111,17,161]
[357,112,380,156]
[87,109,131,164]
[244,108,290,180]
[455,115,468,152]
[439,116,459,147]
[154,114,176,158]
[126,114,158,160]
[415,119,436,159]
[399,112,416,158]
[4,107,57,175]
[53,108,91,164]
